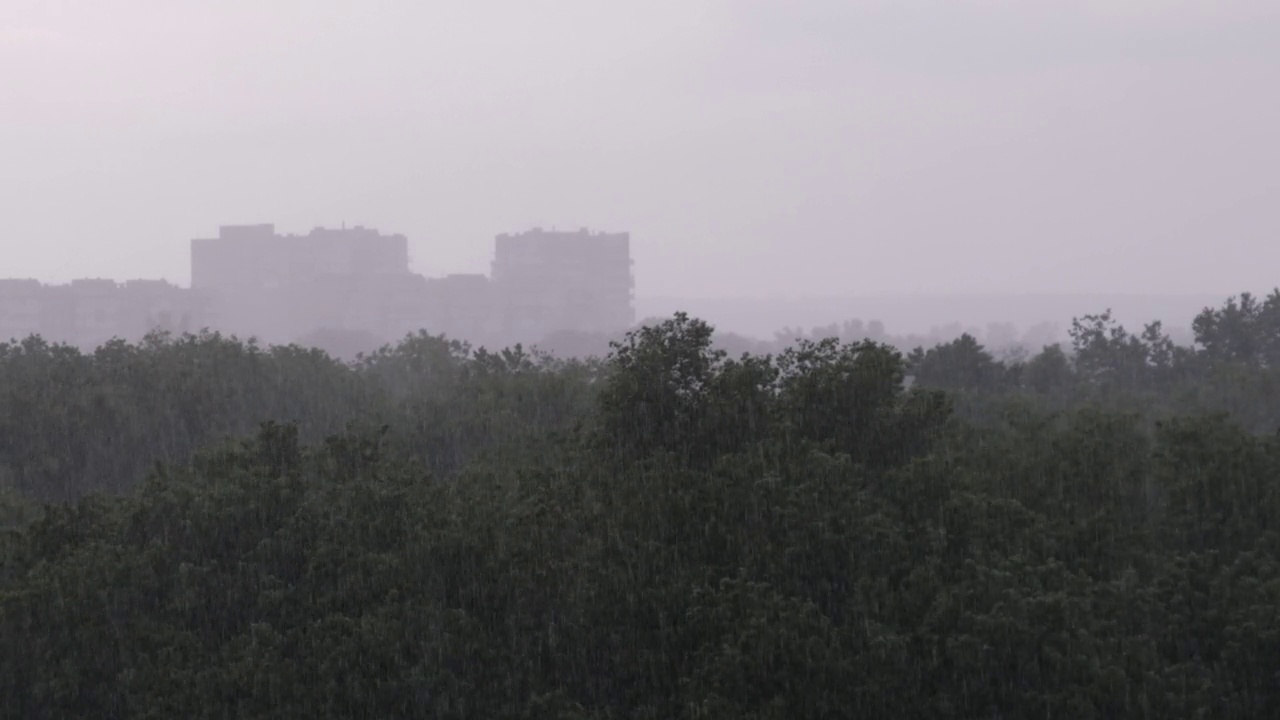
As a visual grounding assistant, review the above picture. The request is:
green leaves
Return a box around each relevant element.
[5,310,1280,716]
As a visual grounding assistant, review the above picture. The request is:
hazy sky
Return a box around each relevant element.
[3,1,1278,298]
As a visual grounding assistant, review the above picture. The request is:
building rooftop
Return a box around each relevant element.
[497,227,628,240]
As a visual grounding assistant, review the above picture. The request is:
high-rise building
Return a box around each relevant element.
[191,224,410,290]
[491,227,635,340]
[190,224,413,342]
[1,222,639,351]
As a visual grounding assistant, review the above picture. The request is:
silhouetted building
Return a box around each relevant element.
[191,224,410,290]
[491,227,634,340]
[426,274,498,343]
[191,224,413,343]
[190,223,634,345]
[289,272,432,343]
[0,279,43,341]
[0,278,200,348]
[2,222,638,350]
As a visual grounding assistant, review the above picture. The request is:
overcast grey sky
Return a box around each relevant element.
[3,1,1278,298]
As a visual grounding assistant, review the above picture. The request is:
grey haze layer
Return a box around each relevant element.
[4,1,1278,301]
[640,294,1221,344]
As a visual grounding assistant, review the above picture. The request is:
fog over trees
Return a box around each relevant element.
[6,1,1280,716]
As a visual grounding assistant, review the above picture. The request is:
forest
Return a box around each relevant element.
[4,291,1280,718]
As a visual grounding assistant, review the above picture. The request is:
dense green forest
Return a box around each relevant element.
[5,292,1280,717]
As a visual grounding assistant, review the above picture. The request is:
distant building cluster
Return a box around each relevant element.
[0,278,198,349]
[0,224,635,349]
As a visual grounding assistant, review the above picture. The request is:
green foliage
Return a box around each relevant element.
[4,298,1280,717]
[908,333,1003,393]
[597,312,728,461]
[1192,290,1280,367]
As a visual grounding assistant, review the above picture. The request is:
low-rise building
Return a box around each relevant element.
[0,279,43,342]
[0,278,202,348]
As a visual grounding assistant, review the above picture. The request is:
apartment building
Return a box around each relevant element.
[0,222,638,350]
[491,227,635,341]
[0,278,199,348]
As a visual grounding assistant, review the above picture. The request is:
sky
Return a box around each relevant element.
[3,1,1278,299]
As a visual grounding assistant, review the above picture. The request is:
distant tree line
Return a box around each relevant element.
[4,291,1280,717]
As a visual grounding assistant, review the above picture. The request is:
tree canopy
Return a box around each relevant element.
[5,293,1280,717]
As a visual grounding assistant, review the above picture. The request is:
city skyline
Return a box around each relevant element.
[0,223,638,351]
[0,218,1252,345]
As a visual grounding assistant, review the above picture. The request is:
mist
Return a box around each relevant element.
[5,1,1278,312]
